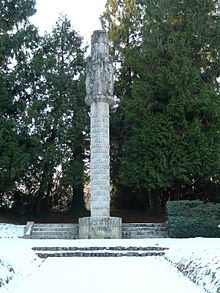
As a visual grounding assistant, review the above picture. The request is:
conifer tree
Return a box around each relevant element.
[102,0,220,210]
[25,16,88,214]
[0,0,37,207]
[101,0,147,209]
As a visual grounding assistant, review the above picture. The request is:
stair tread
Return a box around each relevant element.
[34,225,78,227]
[32,246,169,251]
[32,232,75,234]
[33,228,77,231]
[26,222,169,239]
[36,251,166,258]
[124,228,168,230]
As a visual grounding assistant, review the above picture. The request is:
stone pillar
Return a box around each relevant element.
[90,101,110,217]
[78,30,122,239]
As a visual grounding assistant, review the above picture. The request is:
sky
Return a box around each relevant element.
[30,0,107,45]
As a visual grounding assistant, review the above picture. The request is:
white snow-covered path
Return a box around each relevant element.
[14,257,204,293]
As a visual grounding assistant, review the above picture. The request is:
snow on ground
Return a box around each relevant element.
[165,238,220,293]
[0,224,220,293]
[0,224,24,239]
[14,257,204,293]
[0,224,44,290]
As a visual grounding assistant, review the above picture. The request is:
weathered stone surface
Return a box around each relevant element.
[36,251,166,258]
[122,223,169,239]
[24,223,79,239]
[86,30,114,218]
[32,246,169,252]
[85,30,114,106]
[79,217,122,239]
[78,30,122,239]
[24,223,169,239]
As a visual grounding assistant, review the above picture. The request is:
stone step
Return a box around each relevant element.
[27,223,78,239]
[122,232,169,237]
[32,245,169,258]
[36,251,166,258]
[122,227,168,232]
[123,222,167,227]
[123,235,169,238]
[123,234,169,239]
[123,228,168,233]
[123,231,169,236]
[122,223,169,239]
[123,231,169,235]
[32,246,169,252]
[33,224,77,228]
[32,227,77,232]
[31,232,77,239]
[123,223,168,228]
[31,230,77,235]
[24,222,169,239]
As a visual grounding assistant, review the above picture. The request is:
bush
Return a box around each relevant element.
[166,200,220,238]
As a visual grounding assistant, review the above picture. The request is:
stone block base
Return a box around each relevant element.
[78,217,122,239]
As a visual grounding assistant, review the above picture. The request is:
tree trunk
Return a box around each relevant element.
[150,189,161,216]
[36,189,44,215]
[70,183,88,217]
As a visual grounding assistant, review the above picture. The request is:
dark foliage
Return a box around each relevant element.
[166,200,220,237]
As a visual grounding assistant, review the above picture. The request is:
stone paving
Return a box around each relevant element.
[32,245,169,258]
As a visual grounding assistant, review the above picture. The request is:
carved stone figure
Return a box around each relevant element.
[85,30,114,105]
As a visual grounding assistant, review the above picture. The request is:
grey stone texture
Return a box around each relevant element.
[33,246,168,258]
[85,30,114,106]
[86,30,114,217]
[78,217,122,239]
[122,223,169,239]
[24,223,78,239]
[24,222,169,239]
[78,30,122,239]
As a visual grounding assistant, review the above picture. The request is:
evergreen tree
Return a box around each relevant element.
[102,0,220,211]
[24,16,88,214]
[0,0,37,207]
[101,0,146,209]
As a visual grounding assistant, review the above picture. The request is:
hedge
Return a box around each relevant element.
[166,200,220,238]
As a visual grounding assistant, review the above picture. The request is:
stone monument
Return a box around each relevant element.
[78,30,122,239]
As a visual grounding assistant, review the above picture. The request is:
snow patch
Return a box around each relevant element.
[165,239,220,293]
[0,258,14,288]
[0,224,24,239]
[0,224,220,292]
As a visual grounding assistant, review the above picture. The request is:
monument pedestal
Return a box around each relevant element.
[79,217,122,239]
